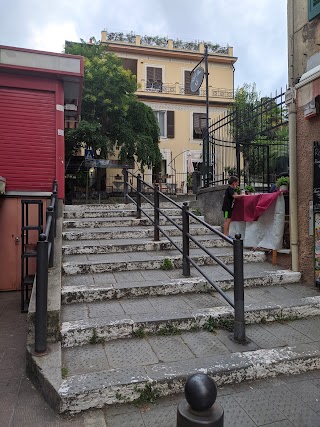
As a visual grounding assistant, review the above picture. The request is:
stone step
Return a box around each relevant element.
[63,215,204,229]
[62,235,228,255]
[62,248,266,275]
[60,284,319,347]
[61,267,301,304]
[64,207,187,219]
[62,224,216,241]
[64,202,181,212]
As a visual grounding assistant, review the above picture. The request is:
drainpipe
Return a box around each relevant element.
[288,100,299,271]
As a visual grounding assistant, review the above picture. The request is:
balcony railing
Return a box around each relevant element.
[138,81,234,99]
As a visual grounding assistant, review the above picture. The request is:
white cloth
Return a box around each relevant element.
[230,193,285,249]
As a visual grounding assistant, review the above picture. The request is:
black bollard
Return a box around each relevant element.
[177,373,224,427]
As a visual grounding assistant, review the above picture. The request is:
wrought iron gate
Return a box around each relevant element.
[205,89,289,191]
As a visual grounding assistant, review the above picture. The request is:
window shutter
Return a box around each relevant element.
[147,67,162,82]
[167,111,175,138]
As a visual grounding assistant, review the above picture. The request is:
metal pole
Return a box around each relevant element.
[52,190,57,237]
[154,184,160,241]
[86,167,89,205]
[35,233,48,354]
[136,174,142,219]
[182,202,190,277]
[47,206,54,268]
[123,168,129,204]
[233,234,246,343]
[177,373,224,426]
[204,44,210,188]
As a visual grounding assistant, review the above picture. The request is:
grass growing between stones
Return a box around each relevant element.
[160,258,174,270]
[133,383,160,405]
[89,328,106,345]
[203,316,234,332]
[61,367,68,379]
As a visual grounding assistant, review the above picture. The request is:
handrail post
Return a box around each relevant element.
[47,206,54,268]
[123,168,129,204]
[154,184,160,241]
[136,174,142,219]
[52,189,57,237]
[233,234,246,343]
[182,202,190,277]
[35,234,48,354]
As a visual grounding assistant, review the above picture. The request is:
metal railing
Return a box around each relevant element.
[123,169,246,343]
[34,180,58,354]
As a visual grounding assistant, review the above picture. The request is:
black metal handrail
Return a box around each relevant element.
[123,169,246,343]
[34,180,58,354]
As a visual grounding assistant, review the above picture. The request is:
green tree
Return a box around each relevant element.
[64,39,161,170]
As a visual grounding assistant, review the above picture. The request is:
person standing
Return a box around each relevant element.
[222,176,241,237]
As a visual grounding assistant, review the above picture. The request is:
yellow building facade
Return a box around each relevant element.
[101,31,237,193]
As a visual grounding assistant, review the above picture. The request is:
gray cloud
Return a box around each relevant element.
[0,0,287,96]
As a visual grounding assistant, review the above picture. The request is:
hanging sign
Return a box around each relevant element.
[190,67,204,93]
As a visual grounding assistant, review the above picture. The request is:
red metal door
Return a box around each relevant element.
[0,87,56,192]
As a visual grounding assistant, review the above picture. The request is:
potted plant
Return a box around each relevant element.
[244,184,255,194]
[276,176,289,191]
[234,186,241,195]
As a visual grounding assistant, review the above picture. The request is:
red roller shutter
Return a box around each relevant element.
[0,87,56,192]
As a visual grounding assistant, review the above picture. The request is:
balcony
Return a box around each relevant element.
[137,81,234,100]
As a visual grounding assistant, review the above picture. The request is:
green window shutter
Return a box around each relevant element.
[309,0,320,20]
[167,111,175,138]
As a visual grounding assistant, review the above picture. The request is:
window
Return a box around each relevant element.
[193,113,206,139]
[154,110,175,138]
[185,70,199,95]
[154,111,166,137]
[147,67,162,91]
[309,0,320,20]
[121,58,137,79]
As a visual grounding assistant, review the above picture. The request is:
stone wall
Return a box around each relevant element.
[196,184,227,228]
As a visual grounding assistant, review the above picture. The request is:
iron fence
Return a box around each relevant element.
[123,169,246,343]
[206,89,289,191]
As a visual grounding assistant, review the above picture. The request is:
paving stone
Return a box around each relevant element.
[233,389,286,425]
[93,273,117,285]
[140,270,172,280]
[105,339,158,368]
[260,384,320,427]
[148,295,191,312]
[120,299,156,315]
[260,322,313,345]
[180,331,230,357]
[285,380,320,412]
[63,345,110,376]
[290,318,320,341]
[245,324,287,348]
[219,395,256,427]
[88,301,125,318]
[181,293,223,309]
[147,336,195,362]
[105,412,145,427]
[63,274,95,287]
[141,402,177,427]
[113,271,145,282]
[62,304,89,322]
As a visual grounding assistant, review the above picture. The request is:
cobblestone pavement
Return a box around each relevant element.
[2,291,320,427]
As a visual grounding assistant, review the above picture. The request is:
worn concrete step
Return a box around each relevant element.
[64,202,182,213]
[62,224,215,241]
[62,235,229,255]
[62,248,266,275]
[61,267,301,304]
[64,207,190,219]
[60,284,320,347]
[63,215,204,229]
[56,314,320,412]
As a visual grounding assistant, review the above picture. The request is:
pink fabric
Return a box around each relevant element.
[231,192,280,222]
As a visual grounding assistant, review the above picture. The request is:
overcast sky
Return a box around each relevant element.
[0,0,288,97]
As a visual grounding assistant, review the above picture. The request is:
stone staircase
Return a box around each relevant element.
[29,201,320,414]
